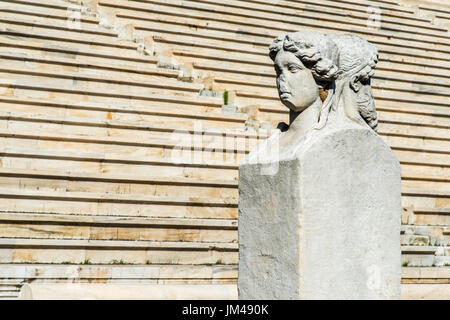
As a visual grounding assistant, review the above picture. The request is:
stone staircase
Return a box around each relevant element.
[0,0,448,299]
[393,0,450,29]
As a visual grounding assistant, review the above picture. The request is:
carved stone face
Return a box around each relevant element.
[349,78,378,131]
[274,50,319,113]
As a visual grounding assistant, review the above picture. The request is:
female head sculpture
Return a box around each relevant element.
[269,30,379,132]
[269,30,339,114]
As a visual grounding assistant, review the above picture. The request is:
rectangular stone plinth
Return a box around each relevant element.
[238,126,402,299]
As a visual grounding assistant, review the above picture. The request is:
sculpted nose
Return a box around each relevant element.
[277,74,289,93]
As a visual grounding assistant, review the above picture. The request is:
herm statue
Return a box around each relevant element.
[238,30,402,300]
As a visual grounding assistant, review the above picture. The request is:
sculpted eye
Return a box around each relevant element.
[288,64,300,73]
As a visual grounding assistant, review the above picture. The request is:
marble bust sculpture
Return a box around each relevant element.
[238,30,401,300]
[269,30,379,138]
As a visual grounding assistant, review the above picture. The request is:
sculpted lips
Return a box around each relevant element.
[279,92,291,99]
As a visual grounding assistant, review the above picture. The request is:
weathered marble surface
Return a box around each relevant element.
[239,120,402,299]
[238,30,402,300]
[19,283,237,300]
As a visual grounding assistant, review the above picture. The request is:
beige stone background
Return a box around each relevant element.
[0,0,448,299]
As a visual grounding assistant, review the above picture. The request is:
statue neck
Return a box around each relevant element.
[288,97,322,136]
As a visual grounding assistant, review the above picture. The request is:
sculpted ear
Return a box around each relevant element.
[349,75,361,92]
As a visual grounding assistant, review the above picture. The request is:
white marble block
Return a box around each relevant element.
[238,123,401,299]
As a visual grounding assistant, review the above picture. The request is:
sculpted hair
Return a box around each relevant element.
[331,34,378,83]
[330,34,379,131]
[269,31,340,87]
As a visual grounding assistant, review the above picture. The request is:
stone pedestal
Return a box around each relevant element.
[238,124,402,299]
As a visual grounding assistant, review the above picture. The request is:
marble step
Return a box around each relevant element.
[403,207,450,227]
[1,0,97,16]
[379,135,450,157]
[376,104,450,126]
[0,112,256,155]
[0,92,225,120]
[402,266,450,284]
[401,246,450,267]
[0,2,102,31]
[0,25,138,57]
[0,147,240,181]
[401,267,450,299]
[0,187,238,219]
[0,285,21,292]
[17,282,237,300]
[396,153,450,169]
[0,263,238,284]
[401,225,450,246]
[0,238,239,265]
[0,129,250,166]
[0,13,118,43]
[400,164,450,183]
[0,111,255,141]
[400,178,450,195]
[0,66,204,98]
[402,190,450,210]
[379,114,450,131]
[0,212,238,243]
[0,79,223,111]
[0,37,157,68]
[0,51,177,81]
[401,170,450,182]
[0,95,247,130]
[0,166,238,199]
[0,112,251,145]
[0,294,19,299]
